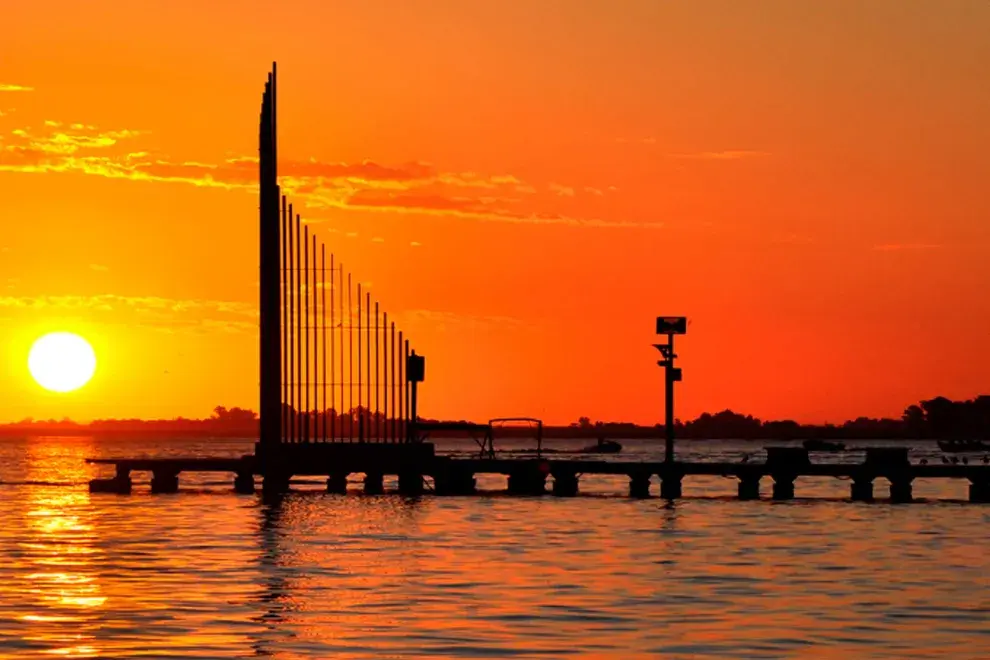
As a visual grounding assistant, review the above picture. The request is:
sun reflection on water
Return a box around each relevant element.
[13,438,104,658]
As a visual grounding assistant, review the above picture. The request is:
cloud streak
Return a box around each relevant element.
[0,84,33,92]
[672,150,769,161]
[0,118,656,229]
[872,243,943,252]
[0,294,258,334]
[399,309,527,331]
[343,190,662,228]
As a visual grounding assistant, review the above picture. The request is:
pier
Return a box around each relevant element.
[86,64,990,506]
[87,446,990,503]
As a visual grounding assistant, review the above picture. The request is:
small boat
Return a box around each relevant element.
[937,439,990,453]
[802,439,845,452]
[580,438,622,454]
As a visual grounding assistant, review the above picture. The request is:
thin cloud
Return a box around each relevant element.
[872,243,943,252]
[672,150,769,161]
[0,119,636,229]
[616,136,656,145]
[342,190,662,229]
[0,294,258,335]
[399,309,527,331]
[89,263,110,272]
[0,84,33,92]
[549,183,575,197]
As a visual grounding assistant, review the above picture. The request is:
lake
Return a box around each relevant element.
[0,436,987,658]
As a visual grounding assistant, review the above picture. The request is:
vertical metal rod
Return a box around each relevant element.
[665,333,675,464]
[407,340,412,433]
[287,202,294,442]
[311,233,318,443]
[390,321,396,443]
[339,263,345,442]
[303,224,310,443]
[289,204,302,442]
[281,196,287,443]
[357,283,363,442]
[375,302,380,440]
[366,292,371,443]
[347,272,353,441]
[322,245,327,442]
[404,338,411,442]
[329,254,335,441]
[399,332,405,443]
[382,312,389,442]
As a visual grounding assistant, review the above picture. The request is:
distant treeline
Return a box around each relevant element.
[1,396,987,440]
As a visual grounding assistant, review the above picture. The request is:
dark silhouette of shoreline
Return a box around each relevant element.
[2,396,987,441]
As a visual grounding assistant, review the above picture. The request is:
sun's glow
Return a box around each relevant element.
[28,333,97,393]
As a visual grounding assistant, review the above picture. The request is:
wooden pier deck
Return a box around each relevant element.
[86,445,990,503]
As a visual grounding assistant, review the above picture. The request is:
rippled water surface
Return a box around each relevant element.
[0,436,987,658]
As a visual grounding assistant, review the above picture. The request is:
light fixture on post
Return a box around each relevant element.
[653,316,686,465]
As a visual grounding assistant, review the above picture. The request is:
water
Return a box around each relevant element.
[0,436,987,658]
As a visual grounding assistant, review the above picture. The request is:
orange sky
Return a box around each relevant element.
[1,0,988,425]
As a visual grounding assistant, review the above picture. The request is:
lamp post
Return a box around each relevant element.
[654,317,686,464]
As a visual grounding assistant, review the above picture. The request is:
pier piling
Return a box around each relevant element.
[969,480,990,503]
[629,474,651,498]
[326,473,348,494]
[552,472,579,497]
[771,475,796,500]
[660,474,683,499]
[398,473,424,496]
[889,478,913,503]
[89,465,132,494]
[850,479,874,502]
[364,472,385,495]
[262,473,291,494]
[738,475,761,500]
[234,472,255,494]
[433,468,476,495]
[849,478,873,502]
[151,471,179,494]
[508,467,547,495]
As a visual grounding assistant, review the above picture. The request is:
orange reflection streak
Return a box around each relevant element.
[16,438,104,658]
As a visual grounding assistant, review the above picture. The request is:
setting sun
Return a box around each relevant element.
[27,333,97,393]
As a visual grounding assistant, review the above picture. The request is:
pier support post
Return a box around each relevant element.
[507,468,546,496]
[660,475,682,500]
[364,472,385,495]
[969,481,990,503]
[434,469,476,495]
[262,473,291,494]
[850,479,874,502]
[738,476,761,500]
[150,471,179,494]
[234,472,255,494]
[326,473,348,494]
[889,478,913,503]
[552,472,579,497]
[89,466,132,494]
[771,474,795,500]
[398,473,424,496]
[629,474,651,498]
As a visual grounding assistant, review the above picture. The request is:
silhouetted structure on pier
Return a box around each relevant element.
[254,64,427,451]
[86,64,990,504]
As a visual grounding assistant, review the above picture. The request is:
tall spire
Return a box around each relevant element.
[259,63,282,452]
